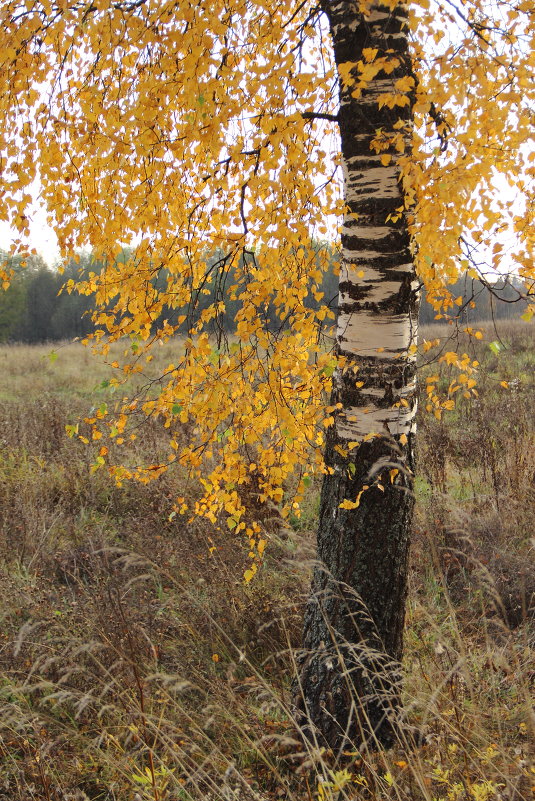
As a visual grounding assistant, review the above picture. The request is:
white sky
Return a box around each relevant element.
[0,205,59,266]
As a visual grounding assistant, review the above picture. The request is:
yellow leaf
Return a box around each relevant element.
[362,48,378,62]
[244,566,257,584]
[340,498,358,509]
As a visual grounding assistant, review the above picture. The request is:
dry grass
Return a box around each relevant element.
[0,324,533,800]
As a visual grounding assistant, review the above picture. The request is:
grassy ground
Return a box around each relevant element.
[0,323,533,801]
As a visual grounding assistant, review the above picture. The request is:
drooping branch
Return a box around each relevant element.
[302,110,340,122]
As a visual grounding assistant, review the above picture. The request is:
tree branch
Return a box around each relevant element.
[302,111,339,122]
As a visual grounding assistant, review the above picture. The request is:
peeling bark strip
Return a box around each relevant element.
[296,0,418,751]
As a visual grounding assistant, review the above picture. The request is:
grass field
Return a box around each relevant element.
[0,322,533,801]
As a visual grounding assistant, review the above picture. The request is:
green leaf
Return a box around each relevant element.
[48,350,58,364]
[65,423,79,438]
[208,348,221,365]
[322,360,336,377]
[303,475,312,488]
[171,403,182,415]
[131,771,152,785]
[489,341,501,355]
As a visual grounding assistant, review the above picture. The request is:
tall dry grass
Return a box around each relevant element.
[0,326,533,800]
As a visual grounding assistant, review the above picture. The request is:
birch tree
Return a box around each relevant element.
[295,0,419,751]
[0,0,533,753]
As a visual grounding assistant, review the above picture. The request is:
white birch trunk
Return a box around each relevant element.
[297,0,419,752]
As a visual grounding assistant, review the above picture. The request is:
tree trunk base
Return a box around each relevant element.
[294,434,414,754]
[294,575,403,754]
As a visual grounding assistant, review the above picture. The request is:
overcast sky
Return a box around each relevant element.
[0,204,59,266]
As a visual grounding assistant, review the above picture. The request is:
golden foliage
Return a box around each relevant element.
[0,0,533,546]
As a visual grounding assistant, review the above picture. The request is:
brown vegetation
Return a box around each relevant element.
[0,324,533,800]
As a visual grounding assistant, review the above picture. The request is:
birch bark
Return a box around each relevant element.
[296,0,419,751]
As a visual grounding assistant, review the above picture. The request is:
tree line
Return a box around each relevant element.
[0,251,95,343]
[0,247,526,344]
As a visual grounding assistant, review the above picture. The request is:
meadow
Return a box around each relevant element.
[0,321,533,801]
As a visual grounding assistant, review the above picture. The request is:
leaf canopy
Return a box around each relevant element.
[0,0,533,532]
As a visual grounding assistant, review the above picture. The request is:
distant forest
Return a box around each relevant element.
[0,248,527,344]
